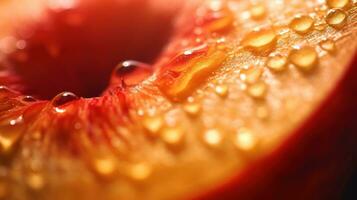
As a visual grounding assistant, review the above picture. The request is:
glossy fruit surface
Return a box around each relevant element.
[0,0,356,199]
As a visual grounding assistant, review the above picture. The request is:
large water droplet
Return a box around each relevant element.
[289,15,315,34]
[112,60,152,86]
[289,46,318,72]
[326,9,347,29]
[242,28,277,52]
[326,0,351,9]
[51,92,79,107]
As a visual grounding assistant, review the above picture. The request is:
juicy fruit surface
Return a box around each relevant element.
[0,0,356,200]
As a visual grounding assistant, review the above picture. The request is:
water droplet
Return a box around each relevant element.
[242,28,277,52]
[325,9,347,29]
[112,60,152,86]
[247,81,267,99]
[22,96,37,102]
[241,67,263,84]
[235,128,257,151]
[93,157,116,177]
[129,162,152,181]
[250,3,267,20]
[319,39,336,53]
[203,129,223,147]
[142,116,164,136]
[326,0,351,9]
[0,115,24,154]
[289,15,314,34]
[161,126,185,146]
[289,47,318,72]
[26,172,45,190]
[266,55,288,72]
[215,84,229,97]
[201,9,234,33]
[183,102,201,116]
[157,45,227,101]
[51,92,79,107]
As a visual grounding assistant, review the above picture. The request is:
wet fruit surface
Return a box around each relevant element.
[0,0,356,199]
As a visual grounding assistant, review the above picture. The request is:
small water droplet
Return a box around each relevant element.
[326,0,351,9]
[241,67,263,84]
[215,84,229,97]
[183,102,201,116]
[325,9,347,29]
[247,81,267,99]
[319,38,336,53]
[200,9,234,33]
[93,157,116,178]
[203,129,223,147]
[242,28,277,52]
[129,162,152,181]
[250,3,267,20]
[161,126,185,146]
[26,172,45,190]
[289,47,318,72]
[235,128,257,151]
[266,55,288,72]
[112,60,152,86]
[0,115,24,154]
[51,92,78,107]
[289,15,314,34]
[22,96,37,102]
[142,116,164,136]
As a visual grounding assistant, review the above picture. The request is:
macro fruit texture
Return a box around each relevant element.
[0,0,356,200]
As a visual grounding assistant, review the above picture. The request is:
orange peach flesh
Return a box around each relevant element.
[0,0,356,200]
